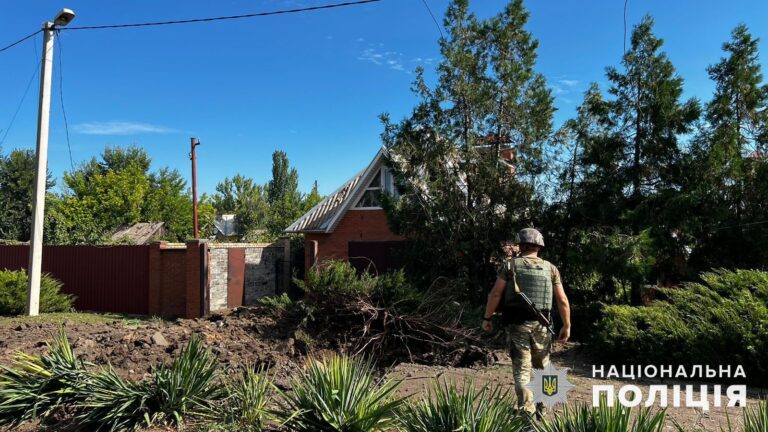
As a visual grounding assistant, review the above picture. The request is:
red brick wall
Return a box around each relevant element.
[304,209,404,272]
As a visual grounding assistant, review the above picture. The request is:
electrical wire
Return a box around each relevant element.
[55,31,75,171]
[0,29,41,53]
[59,0,382,31]
[0,56,41,147]
[419,0,443,39]
[623,0,628,55]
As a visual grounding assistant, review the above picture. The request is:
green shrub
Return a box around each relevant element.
[276,354,401,432]
[209,365,273,432]
[372,270,423,311]
[534,400,667,432]
[297,260,376,298]
[0,269,74,315]
[77,337,222,430]
[258,293,293,314]
[0,328,89,427]
[592,269,768,381]
[397,380,526,432]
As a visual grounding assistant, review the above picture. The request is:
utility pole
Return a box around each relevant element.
[27,9,76,316]
[190,137,201,239]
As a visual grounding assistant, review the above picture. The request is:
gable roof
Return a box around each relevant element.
[111,222,165,244]
[284,147,387,234]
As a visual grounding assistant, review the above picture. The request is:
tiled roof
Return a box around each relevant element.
[284,148,385,234]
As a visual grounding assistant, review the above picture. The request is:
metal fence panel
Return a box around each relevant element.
[0,245,150,315]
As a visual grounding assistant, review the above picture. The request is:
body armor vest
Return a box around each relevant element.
[503,257,554,312]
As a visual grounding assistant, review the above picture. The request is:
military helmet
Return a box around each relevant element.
[514,228,545,247]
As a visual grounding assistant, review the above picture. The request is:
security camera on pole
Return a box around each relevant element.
[26,8,75,316]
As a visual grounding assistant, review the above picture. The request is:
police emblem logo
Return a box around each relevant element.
[526,363,574,408]
[542,375,558,396]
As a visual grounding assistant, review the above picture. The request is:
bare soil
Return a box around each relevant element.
[0,308,761,431]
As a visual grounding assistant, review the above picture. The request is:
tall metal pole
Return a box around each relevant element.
[190,137,200,239]
[26,22,56,316]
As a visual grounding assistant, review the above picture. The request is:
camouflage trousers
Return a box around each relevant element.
[507,320,552,415]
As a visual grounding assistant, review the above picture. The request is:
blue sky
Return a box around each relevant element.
[2,0,767,196]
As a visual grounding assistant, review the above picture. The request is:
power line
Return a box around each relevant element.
[419,0,443,39]
[0,29,40,53]
[55,31,75,171]
[59,0,382,31]
[0,56,41,147]
[623,0,628,55]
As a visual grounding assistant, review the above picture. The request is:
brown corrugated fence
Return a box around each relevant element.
[0,245,150,315]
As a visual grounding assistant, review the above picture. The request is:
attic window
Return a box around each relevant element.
[355,167,398,209]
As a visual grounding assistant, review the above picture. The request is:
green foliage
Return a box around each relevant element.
[258,293,294,315]
[397,380,526,432]
[303,180,323,211]
[0,328,89,427]
[212,151,322,241]
[298,260,377,298]
[297,261,422,313]
[213,174,269,241]
[207,365,273,432]
[534,400,667,432]
[77,337,222,430]
[546,16,701,304]
[0,149,54,242]
[742,400,768,432]
[276,354,401,432]
[382,0,554,300]
[371,270,423,311]
[592,269,768,381]
[0,270,74,315]
[45,146,197,244]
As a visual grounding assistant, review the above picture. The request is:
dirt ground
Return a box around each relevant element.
[389,343,762,431]
[0,308,761,431]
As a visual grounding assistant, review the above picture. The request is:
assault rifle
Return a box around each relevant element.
[507,258,556,336]
[517,292,556,336]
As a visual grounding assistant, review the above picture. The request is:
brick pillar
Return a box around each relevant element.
[185,239,208,318]
[148,241,167,316]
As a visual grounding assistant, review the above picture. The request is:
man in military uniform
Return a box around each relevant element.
[481,228,571,418]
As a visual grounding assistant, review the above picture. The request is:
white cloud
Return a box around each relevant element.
[358,46,413,72]
[558,79,580,87]
[73,121,178,135]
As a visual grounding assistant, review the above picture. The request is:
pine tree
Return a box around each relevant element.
[382,0,554,299]
[688,24,768,269]
[552,17,700,303]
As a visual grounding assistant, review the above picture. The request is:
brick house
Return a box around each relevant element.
[284,148,406,274]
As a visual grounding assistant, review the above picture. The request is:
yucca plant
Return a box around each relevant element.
[0,328,89,427]
[743,400,768,432]
[534,400,667,432]
[208,364,273,431]
[710,400,768,432]
[75,366,154,431]
[397,379,527,432]
[77,336,223,431]
[276,354,401,432]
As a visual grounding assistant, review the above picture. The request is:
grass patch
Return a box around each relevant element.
[0,312,164,328]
